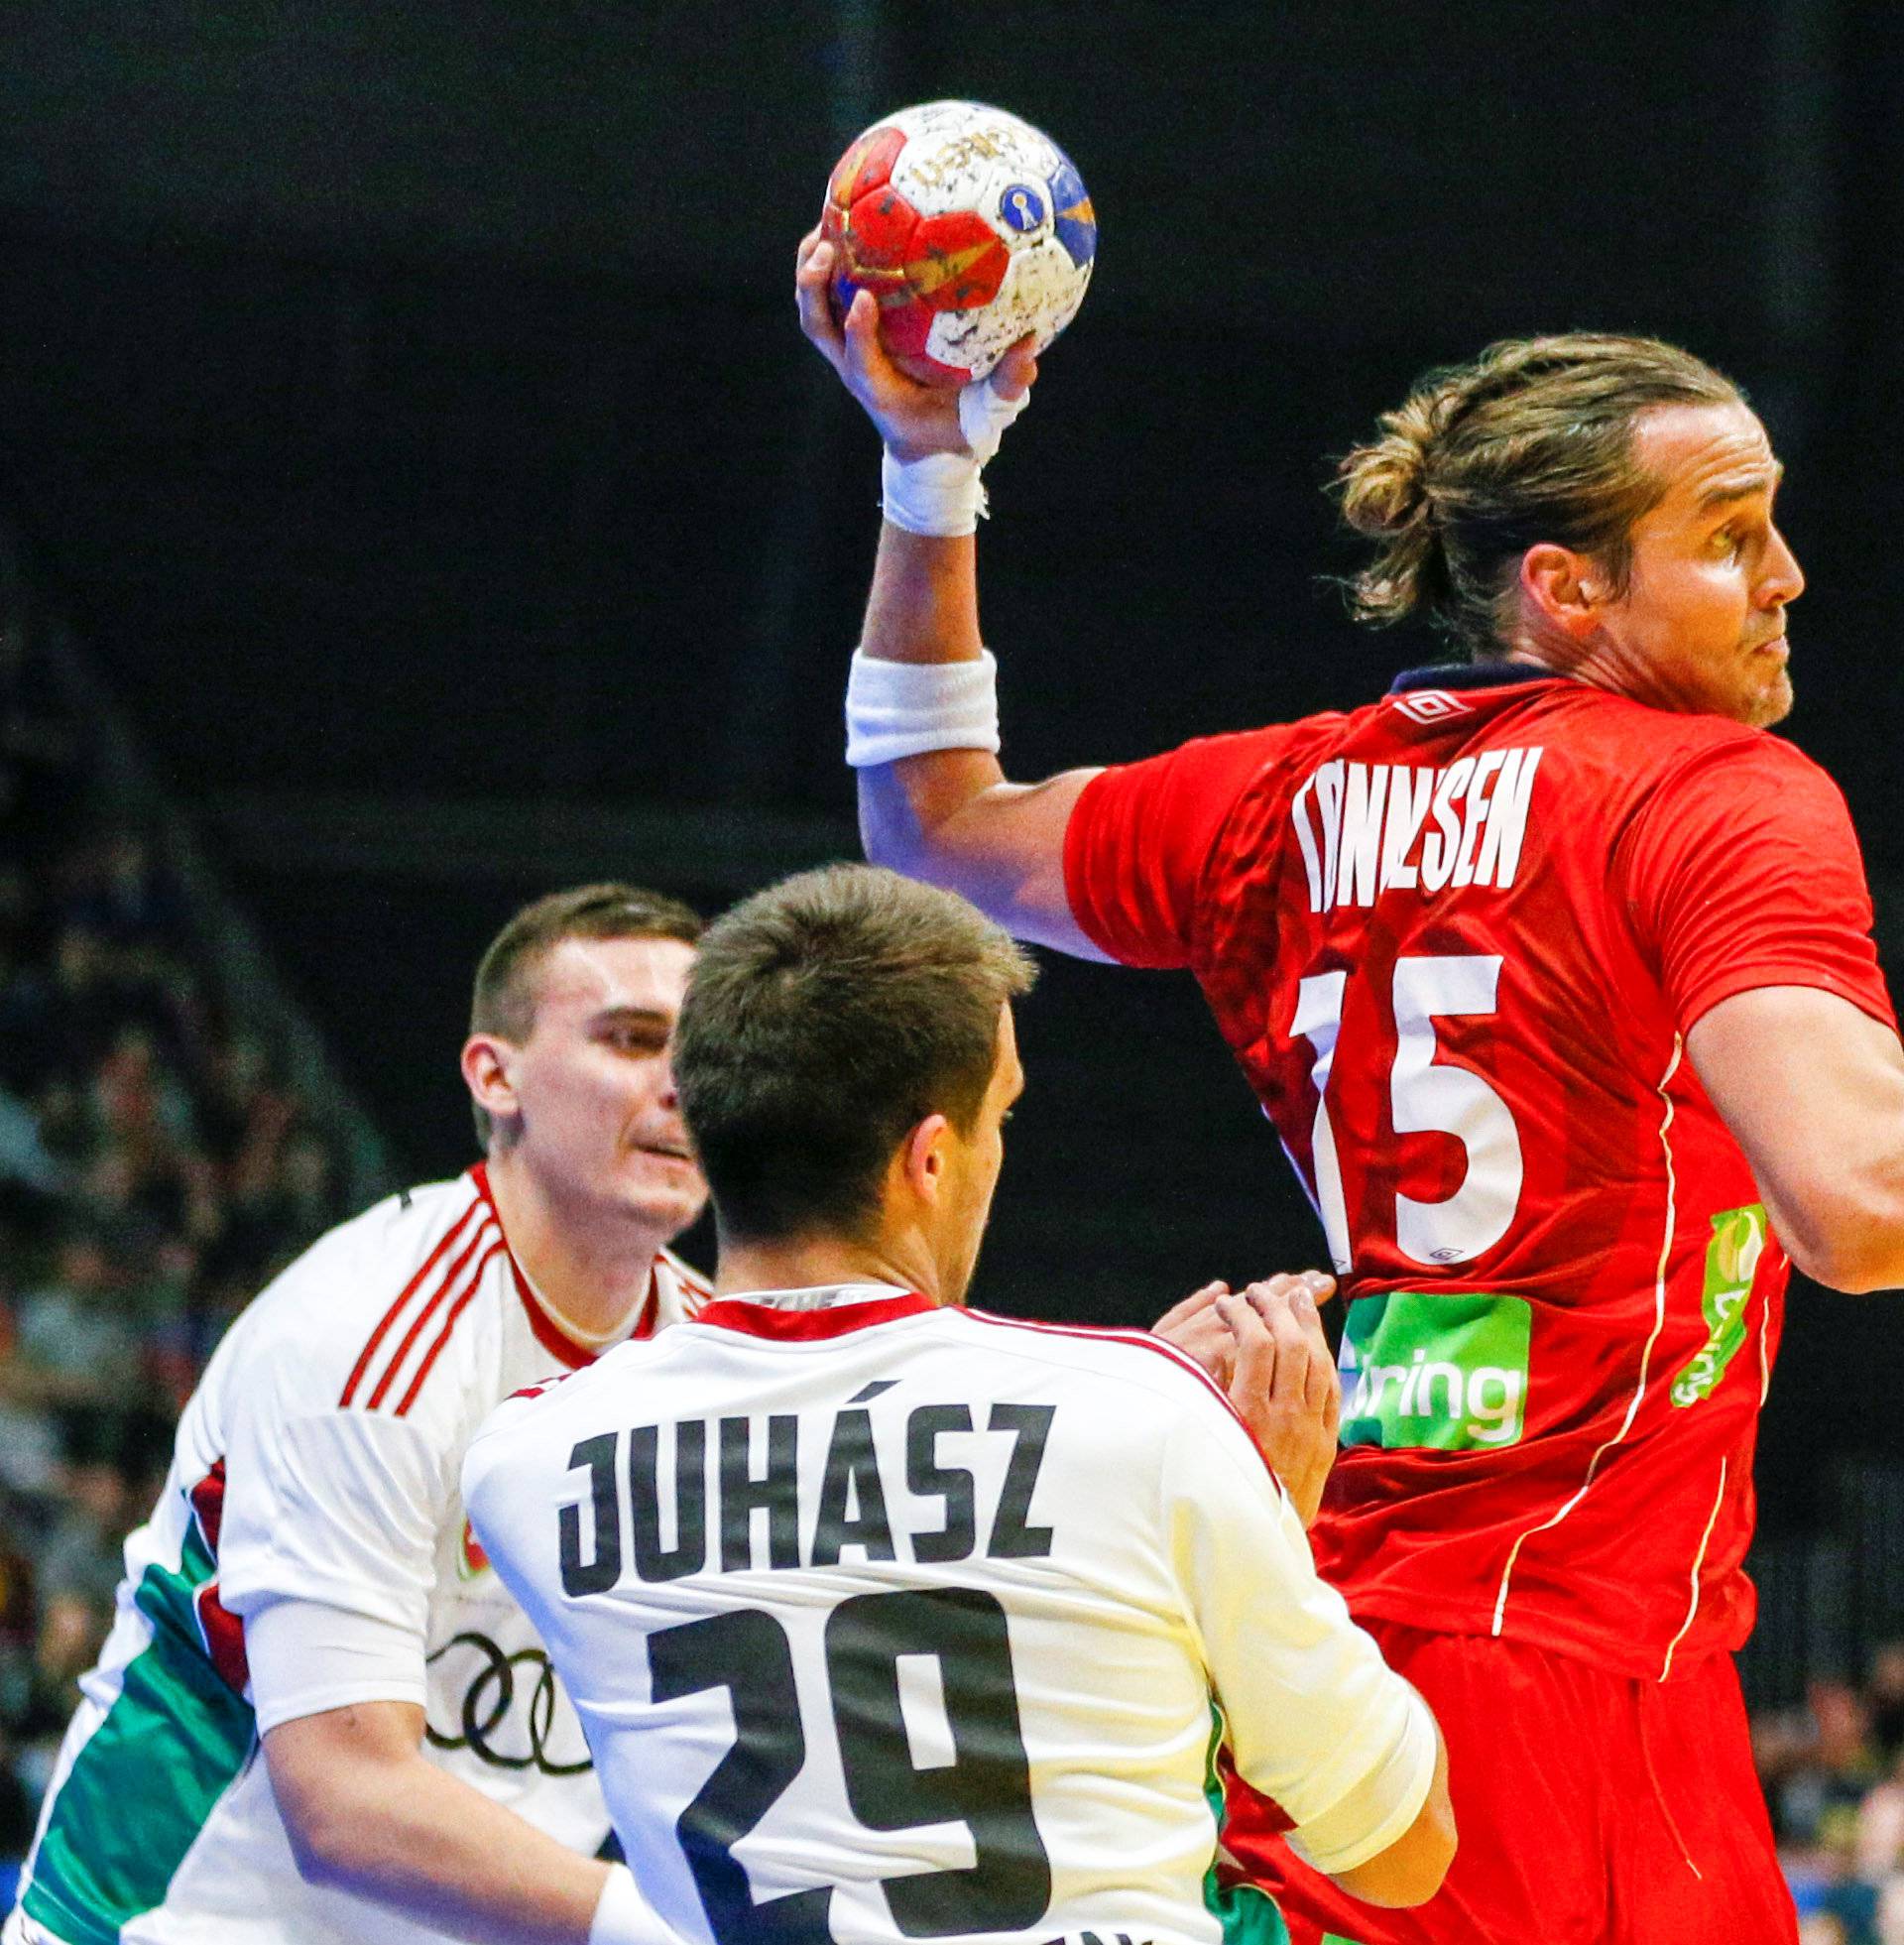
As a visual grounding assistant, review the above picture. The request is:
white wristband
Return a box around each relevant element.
[589,1864,682,1945]
[879,375,1033,538]
[845,650,1000,768]
[881,448,985,538]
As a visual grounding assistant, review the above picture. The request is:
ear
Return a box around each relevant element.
[898,1113,954,1207]
[461,1033,520,1132]
[1518,543,1606,639]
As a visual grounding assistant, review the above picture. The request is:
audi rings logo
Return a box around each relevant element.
[425,1631,593,1775]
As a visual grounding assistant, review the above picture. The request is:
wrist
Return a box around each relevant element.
[1289,1449,1334,1528]
[881,448,985,539]
[879,375,1031,538]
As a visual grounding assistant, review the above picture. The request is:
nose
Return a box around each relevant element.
[1761,524,1805,607]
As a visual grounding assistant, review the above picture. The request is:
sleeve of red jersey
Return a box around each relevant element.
[1062,726,1292,969]
[1619,734,1896,1035]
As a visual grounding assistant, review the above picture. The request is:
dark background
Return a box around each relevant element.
[3,0,1901,1539]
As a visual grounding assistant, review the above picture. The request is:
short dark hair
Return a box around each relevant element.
[1337,333,1743,658]
[675,865,1036,1244]
[468,883,702,1148]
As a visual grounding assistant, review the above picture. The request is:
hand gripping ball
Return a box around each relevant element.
[822,99,1097,388]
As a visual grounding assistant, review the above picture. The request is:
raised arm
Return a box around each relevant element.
[1688,985,1904,1292]
[795,229,1104,956]
[857,528,1105,952]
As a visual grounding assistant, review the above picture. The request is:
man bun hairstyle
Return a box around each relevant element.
[1337,333,1742,658]
[468,883,702,1148]
[675,864,1036,1245]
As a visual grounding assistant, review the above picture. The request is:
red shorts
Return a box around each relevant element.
[1223,1623,1796,1945]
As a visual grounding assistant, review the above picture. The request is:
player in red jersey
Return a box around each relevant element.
[796,230,1904,1944]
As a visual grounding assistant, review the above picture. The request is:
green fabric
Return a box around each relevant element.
[24,1519,255,1945]
[1339,1290,1531,1451]
[1201,1706,1293,1945]
[1669,1203,1766,1406]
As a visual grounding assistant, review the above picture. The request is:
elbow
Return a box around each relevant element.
[1350,1795,1457,1909]
[1327,1731,1457,1910]
[1777,1190,1904,1293]
[1400,1792,1458,1905]
[857,778,940,882]
[857,795,957,892]
[856,759,988,888]
[859,807,922,877]
[1792,1242,1904,1295]
[265,1740,382,1891]
[280,1797,359,1889]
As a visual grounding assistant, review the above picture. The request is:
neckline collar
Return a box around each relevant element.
[1389,660,1570,694]
[468,1161,657,1368]
[693,1284,936,1341]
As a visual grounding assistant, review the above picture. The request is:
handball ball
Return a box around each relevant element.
[822,99,1097,388]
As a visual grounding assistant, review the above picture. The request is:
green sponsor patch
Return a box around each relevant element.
[1669,1203,1766,1408]
[1339,1290,1531,1451]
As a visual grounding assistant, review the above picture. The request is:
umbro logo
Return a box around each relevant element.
[1391,689,1472,725]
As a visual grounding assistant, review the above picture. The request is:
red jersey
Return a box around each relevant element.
[1064,666,1896,1681]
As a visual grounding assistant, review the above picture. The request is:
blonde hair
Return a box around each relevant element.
[1338,333,1741,657]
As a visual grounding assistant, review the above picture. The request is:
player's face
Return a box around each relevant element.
[939,1005,1024,1309]
[1598,402,1804,728]
[501,934,706,1238]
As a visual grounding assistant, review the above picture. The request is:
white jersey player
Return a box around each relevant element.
[8,886,714,1945]
[464,864,1456,1945]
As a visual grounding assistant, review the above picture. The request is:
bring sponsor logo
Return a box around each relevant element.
[1338,1290,1531,1450]
[1669,1204,1766,1408]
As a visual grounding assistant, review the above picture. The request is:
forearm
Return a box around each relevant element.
[849,527,1105,951]
[862,521,983,667]
[268,1712,607,1945]
[854,524,1012,873]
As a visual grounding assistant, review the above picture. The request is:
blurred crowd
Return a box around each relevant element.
[1757,1647,1904,1943]
[1,802,347,1892]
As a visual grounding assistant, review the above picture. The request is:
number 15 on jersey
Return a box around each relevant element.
[1292,953,1525,1273]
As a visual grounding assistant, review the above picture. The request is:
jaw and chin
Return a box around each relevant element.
[611,1137,707,1229]
[1743,637,1793,727]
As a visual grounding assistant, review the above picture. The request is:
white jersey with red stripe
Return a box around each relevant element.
[463,1284,1436,1945]
[9,1164,706,1945]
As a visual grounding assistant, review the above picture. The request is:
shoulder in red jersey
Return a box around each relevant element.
[1063,722,1326,969]
[1616,726,1894,1034]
